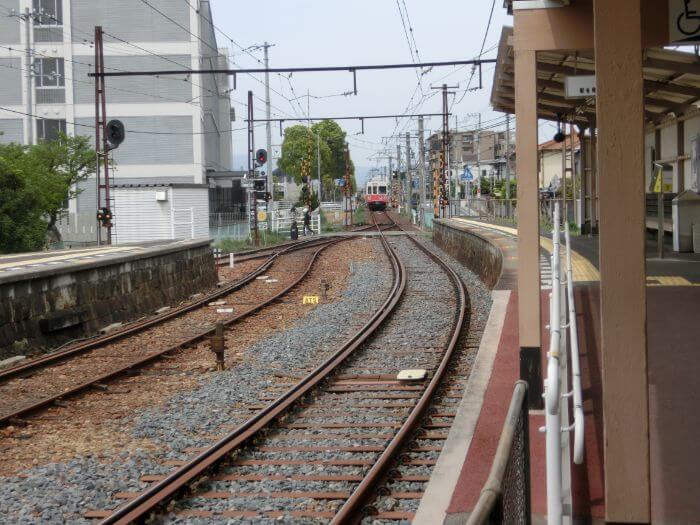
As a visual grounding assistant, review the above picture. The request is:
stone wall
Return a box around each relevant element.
[0,240,217,358]
[433,220,504,289]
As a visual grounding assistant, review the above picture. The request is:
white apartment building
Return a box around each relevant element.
[0,0,232,242]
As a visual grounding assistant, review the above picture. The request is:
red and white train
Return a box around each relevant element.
[365,178,389,211]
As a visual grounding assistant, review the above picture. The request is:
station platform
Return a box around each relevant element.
[418,217,700,524]
[0,239,217,358]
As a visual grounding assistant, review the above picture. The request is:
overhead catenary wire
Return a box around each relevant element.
[451,0,497,109]
[180,0,307,117]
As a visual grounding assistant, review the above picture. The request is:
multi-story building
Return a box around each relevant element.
[428,128,513,186]
[0,0,232,241]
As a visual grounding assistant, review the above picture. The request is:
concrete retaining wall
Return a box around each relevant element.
[0,240,217,358]
[433,220,504,289]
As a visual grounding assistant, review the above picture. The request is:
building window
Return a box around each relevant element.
[33,0,63,26]
[37,119,66,141]
[35,58,64,87]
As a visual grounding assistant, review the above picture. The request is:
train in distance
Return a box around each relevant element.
[365,176,390,211]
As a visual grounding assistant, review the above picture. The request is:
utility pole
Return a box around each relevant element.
[23,7,33,145]
[263,42,273,208]
[418,116,426,224]
[247,90,259,247]
[405,132,411,211]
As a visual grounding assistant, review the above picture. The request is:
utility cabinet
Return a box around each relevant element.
[111,184,209,245]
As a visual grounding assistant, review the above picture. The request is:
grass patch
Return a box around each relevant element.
[216,230,290,253]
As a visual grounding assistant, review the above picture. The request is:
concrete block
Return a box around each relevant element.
[100,322,123,334]
[0,355,26,369]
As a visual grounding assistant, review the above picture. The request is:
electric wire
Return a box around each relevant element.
[0,105,265,135]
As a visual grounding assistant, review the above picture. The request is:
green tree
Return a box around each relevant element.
[0,134,95,252]
[32,134,95,243]
[312,120,345,181]
[278,120,356,200]
[0,144,50,253]
[277,125,332,186]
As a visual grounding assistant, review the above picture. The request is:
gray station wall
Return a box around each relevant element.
[433,220,504,289]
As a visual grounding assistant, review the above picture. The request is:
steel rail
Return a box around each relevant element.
[331,213,468,523]
[98,216,407,525]
[0,238,336,384]
[0,239,344,425]
[216,224,379,265]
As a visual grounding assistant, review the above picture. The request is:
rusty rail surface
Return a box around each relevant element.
[215,223,379,265]
[98,215,407,525]
[0,238,339,385]
[331,212,469,523]
[0,238,344,425]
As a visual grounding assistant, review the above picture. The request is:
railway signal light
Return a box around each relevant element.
[96,207,112,225]
[255,148,267,165]
[105,119,125,150]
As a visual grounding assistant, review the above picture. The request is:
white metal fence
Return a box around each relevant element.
[55,212,98,245]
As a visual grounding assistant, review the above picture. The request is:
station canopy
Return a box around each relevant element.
[491,26,700,126]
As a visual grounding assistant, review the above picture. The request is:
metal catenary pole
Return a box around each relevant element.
[94,26,102,246]
[264,43,273,208]
[344,143,352,228]
[405,132,411,213]
[387,155,394,208]
[441,85,449,218]
[94,27,113,245]
[418,117,426,220]
[247,90,259,247]
[317,131,321,202]
[396,144,402,209]
[476,113,481,200]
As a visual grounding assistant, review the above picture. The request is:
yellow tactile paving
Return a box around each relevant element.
[451,218,601,282]
[0,246,143,270]
[646,276,699,286]
[0,246,106,260]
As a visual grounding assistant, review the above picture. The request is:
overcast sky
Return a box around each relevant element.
[209,1,513,183]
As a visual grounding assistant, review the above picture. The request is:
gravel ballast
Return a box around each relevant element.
[0,242,391,524]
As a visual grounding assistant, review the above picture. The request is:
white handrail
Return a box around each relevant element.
[564,222,585,465]
[544,202,563,524]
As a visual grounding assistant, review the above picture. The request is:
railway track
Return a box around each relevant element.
[0,237,347,425]
[90,213,471,524]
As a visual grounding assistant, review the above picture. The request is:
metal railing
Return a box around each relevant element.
[542,201,585,525]
[468,381,531,525]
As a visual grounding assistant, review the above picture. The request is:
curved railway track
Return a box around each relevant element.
[93,212,470,524]
[0,237,347,425]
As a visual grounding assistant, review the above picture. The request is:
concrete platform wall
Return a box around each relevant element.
[433,220,504,289]
[0,240,217,358]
